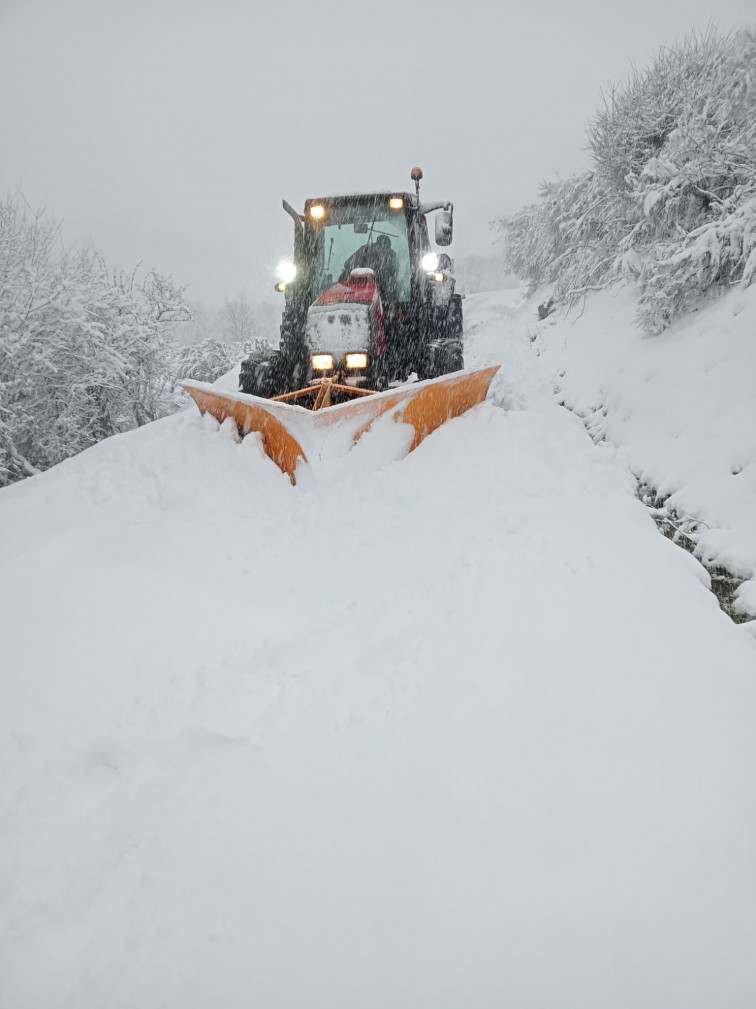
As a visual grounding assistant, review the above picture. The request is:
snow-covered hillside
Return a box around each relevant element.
[532,283,756,616]
[1,291,755,1008]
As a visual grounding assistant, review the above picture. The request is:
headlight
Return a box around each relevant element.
[421,252,438,272]
[389,197,404,210]
[311,354,334,371]
[433,272,445,283]
[345,352,368,369]
[309,205,325,219]
[277,260,296,283]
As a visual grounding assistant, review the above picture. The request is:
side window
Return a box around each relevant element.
[379,220,411,302]
[410,214,429,257]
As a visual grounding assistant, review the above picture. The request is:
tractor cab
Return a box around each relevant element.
[293,184,454,293]
[300,193,420,308]
[241,169,464,398]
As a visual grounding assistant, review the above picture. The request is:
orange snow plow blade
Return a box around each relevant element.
[181,366,499,484]
[180,382,308,479]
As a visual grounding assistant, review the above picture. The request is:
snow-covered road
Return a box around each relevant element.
[1,291,755,1008]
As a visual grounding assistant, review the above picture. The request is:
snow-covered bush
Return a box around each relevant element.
[174,337,237,384]
[497,28,756,333]
[0,197,190,486]
[101,266,191,426]
[216,293,274,361]
[500,172,620,298]
[637,196,756,331]
[174,292,274,376]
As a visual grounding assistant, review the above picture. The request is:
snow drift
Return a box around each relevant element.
[1,290,755,1009]
[534,282,756,615]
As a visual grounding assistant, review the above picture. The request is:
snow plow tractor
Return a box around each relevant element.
[182,168,499,483]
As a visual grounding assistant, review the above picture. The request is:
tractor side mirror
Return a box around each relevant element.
[435,210,453,246]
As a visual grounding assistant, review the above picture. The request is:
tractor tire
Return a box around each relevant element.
[239,350,286,398]
[418,296,464,379]
[447,294,464,342]
[421,338,464,379]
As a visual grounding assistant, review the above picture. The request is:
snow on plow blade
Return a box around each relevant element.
[181,366,500,484]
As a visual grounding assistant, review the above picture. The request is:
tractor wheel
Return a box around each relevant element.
[418,297,464,379]
[447,295,464,342]
[421,338,464,379]
[239,350,286,398]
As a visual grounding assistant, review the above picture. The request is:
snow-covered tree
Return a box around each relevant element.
[497,28,756,333]
[0,195,289,487]
[174,337,237,385]
[0,196,190,486]
[99,266,190,427]
[497,172,620,298]
[219,293,255,348]
[174,292,275,380]
[218,292,275,359]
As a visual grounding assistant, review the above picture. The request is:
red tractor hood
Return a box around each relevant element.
[310,269,386,356]
[314,269,381,307]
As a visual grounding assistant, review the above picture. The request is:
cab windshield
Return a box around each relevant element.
[308,199,411,303]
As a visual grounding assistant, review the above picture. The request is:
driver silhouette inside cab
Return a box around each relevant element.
[341,234,399,303]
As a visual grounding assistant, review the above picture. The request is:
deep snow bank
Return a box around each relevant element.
[532,284,756,616]
[0,290,755,1009]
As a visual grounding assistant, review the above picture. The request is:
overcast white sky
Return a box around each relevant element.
[1,0,753,308]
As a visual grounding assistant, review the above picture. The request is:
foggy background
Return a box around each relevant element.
[1,0,754,316]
